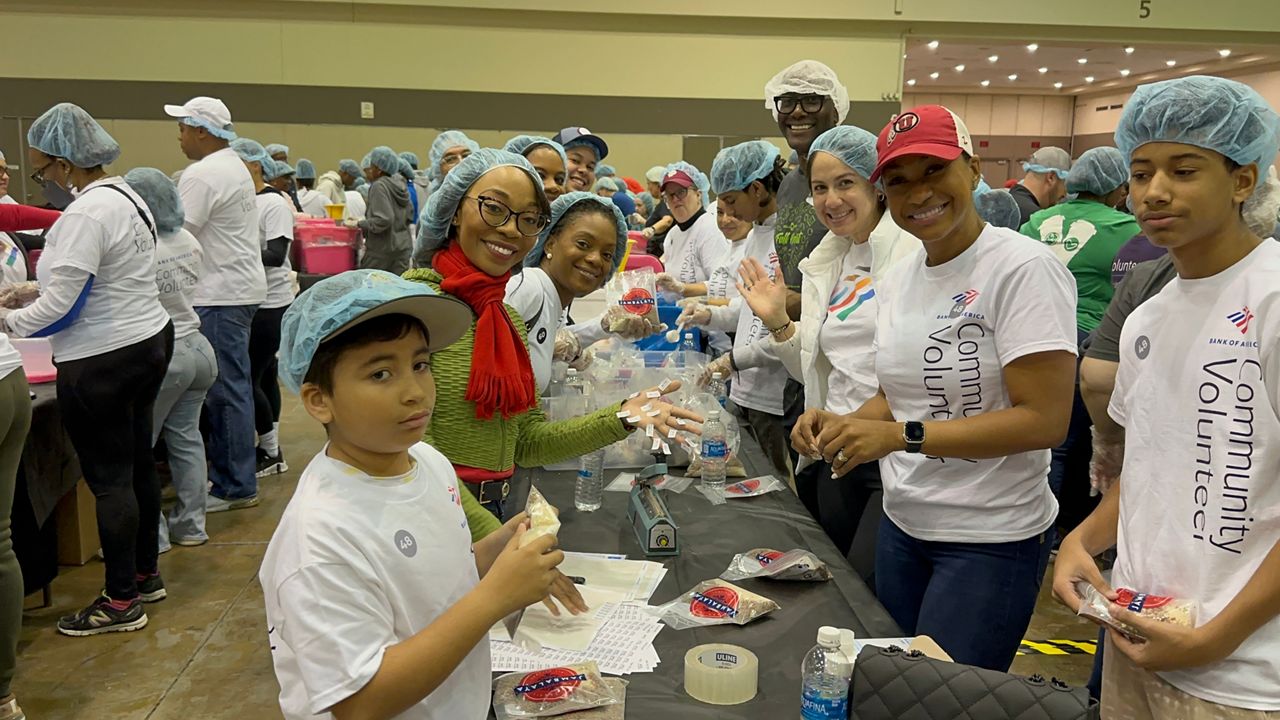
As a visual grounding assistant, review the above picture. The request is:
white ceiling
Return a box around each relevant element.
[903,39,1280,95]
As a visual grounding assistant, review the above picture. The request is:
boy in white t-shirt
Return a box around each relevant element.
[261,270,568,720]
[1053,76,1280,718]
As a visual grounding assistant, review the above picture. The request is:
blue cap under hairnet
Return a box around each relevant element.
[338,159,361,177]
[416,148,544,260]
[524,191,627,280]
[663,161,711,206]
[1116,75,1280,180]
[278,270,473,395]
[503,135,569,172]
[1067,146,1128,196]
[428,130,481,188]
[27,103,121,169]
[808,125,878,180]
[711,140,782,194]
[400,151,419,170]
[265,143,289,158]
[367,146,401,175]
[230,138,271,167]
[612,191,636,216]
[124,167,185,235]
[975,190,1022,230]
[295,159,317,180]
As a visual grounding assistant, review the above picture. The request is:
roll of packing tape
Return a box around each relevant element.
[683,643,758,705]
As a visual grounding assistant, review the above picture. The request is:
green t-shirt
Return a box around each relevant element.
[1020,199,1141,332]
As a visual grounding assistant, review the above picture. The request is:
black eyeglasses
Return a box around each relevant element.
[773,94,826,115]
[30,160,55,187]
[467,195,549,236]
[661,186,690,203]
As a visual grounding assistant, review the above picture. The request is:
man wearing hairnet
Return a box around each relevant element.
[293,159,329,218]
[312,160,348,207]
[1010,146,1072,228]
[641,164,675,255]
[347,147,412,274]
[1052,75,1280,720]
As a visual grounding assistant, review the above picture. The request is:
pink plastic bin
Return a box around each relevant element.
[12,338,56,384]
[294,220,360,275]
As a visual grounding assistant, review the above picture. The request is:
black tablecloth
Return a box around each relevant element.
[505,436,900,718]
[23,381,79,526]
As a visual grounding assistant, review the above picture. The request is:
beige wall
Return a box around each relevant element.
[902,93,1074,137]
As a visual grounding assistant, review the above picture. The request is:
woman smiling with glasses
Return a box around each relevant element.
[653,162,729,306]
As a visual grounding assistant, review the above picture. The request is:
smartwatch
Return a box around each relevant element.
[903,421,925,454]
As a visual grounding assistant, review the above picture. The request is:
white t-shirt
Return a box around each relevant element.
[26,178,171,362]
[705,241,747,301]
[154,228,203,340]
[179,147,266,307]
[344,190,367,221]
[260,443,488,720]
[505,268,563,393]
[874,224,1078,543]
[0,234,28,286]
[1109,239,1280,711]
[257,189,296,310]
[820,241,879,415]
[664,210,729,285]
[297,188,329,218]
[721,217,788,415]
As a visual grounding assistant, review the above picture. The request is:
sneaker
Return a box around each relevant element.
[172,535,208,547]
[0,694,25,720]
[255,448,288,478]
[137,574,167,603]
[57,594,148,637]
[206,493,258,513]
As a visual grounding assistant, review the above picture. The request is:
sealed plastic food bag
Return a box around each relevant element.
[721,548,832,582]
[493,661,624,718]
[518,486,561,549]
[724,475,786,499]
[1076,584,1196,640]
[604,268,662,337]
[657,580,779,630]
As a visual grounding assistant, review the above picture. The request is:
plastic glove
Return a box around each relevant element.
[568,347,595,371]
[1089,426,1124,495]
[0,282,40,309]
[340,217,360,229]
[602,305,665,340]
[700,353,732,387]
[677,302,712,328]
[552,328,581,363]
[655,273,685,296]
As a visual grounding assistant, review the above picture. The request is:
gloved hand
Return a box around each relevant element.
[700,353,732,386]
[676,301,712,328]
[654,273,685,296]
[0,282,40,309]
[568,347,595,371]
[552,328,581,363]
[1089,426,1124,496]
[340,217,360,229]
[602,306,665,340]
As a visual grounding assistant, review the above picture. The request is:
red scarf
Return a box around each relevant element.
[434,243,537,420]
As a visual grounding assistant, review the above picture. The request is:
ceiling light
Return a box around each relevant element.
[1008,74,1018,81]
[1026,43,1039,52]
[1219,49,1232,57]
[1120,68,1131,77]
[927,40,939,50]
[988,55,999,63]
[1077,57,1088,64]
[1038,67,1049,74]
[1085,76,1095,83]
[954,64,966,72]
[907,79,917,86]
[1166,59,1177,67]
[903,53,908,59]
[980,80,991,87]
[930,72,940,79]
[1054,82,1064,89]
[1124,46,1135,54]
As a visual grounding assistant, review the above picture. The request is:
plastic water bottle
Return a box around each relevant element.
[801,626,853,720]
[679,331,698,353]
[700,409,728,498]
[707,372,728,408]
[564,367,582,395]
[575,448,606,512]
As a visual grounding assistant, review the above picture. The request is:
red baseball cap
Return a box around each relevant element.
[869,105,974,182]
[661,169,695,190]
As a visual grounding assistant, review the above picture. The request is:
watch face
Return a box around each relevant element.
[905,422,925,443]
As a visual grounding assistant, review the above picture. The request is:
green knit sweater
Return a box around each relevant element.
[406,269,632,537]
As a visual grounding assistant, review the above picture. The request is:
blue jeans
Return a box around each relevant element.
[876,517,1053,671]
[153,333,219,549]
[197,305,258,500]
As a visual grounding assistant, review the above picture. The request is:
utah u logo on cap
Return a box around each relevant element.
[887,112,920,145]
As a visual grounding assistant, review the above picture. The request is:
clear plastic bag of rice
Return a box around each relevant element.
[657,579,779,630]
[1076,583,1196,641]
[492,661,625,718]
[721,548,832,582]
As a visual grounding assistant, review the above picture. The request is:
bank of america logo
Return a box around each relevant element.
[952,289,980,306]
[1228,307,1254,334]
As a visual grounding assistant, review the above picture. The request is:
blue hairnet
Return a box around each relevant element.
[295,159,317,180]
[1115,75,1280,180]
[417,148,544,259]
[27,103,121,168]
[428,130,481,188]
[230,138,271,167]
[503,135,569,171]
[637,191,656,216]
[1067,146,1128,196]
[975,190,1022,230]
[973,178,992,201]
[354,177,368,188]
[265,143,289,158]
[124,167,184,235]
[597,164,616,178]
[360,153,373,170]
[593,177,619,193]
[398,157,415,180]
[663,161,711,206]
[808,125,878,180]
[266,160,295,181]
[365,145,400,176]
[524,191,627,280]
[400,150,420,170]
[338,159,361,177]
[711,140,782,194]
[612,191,636,216]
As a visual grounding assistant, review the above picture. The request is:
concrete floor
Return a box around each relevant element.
[12,393,1098,718]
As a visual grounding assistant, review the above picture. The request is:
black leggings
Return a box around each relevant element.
[249,305,288,436]
[56,323,173,600]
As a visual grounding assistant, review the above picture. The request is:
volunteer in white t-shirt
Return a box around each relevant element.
[3,104,174,638]
[125,168,218,554]
[293,160,329,218]
[166,96,266,512]
[235,147,296,480]
[1053,76,1280,719]
[507,192,627,392]
[736,125,917,564]
[654,162,729,298]
[793,105,1078,671]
